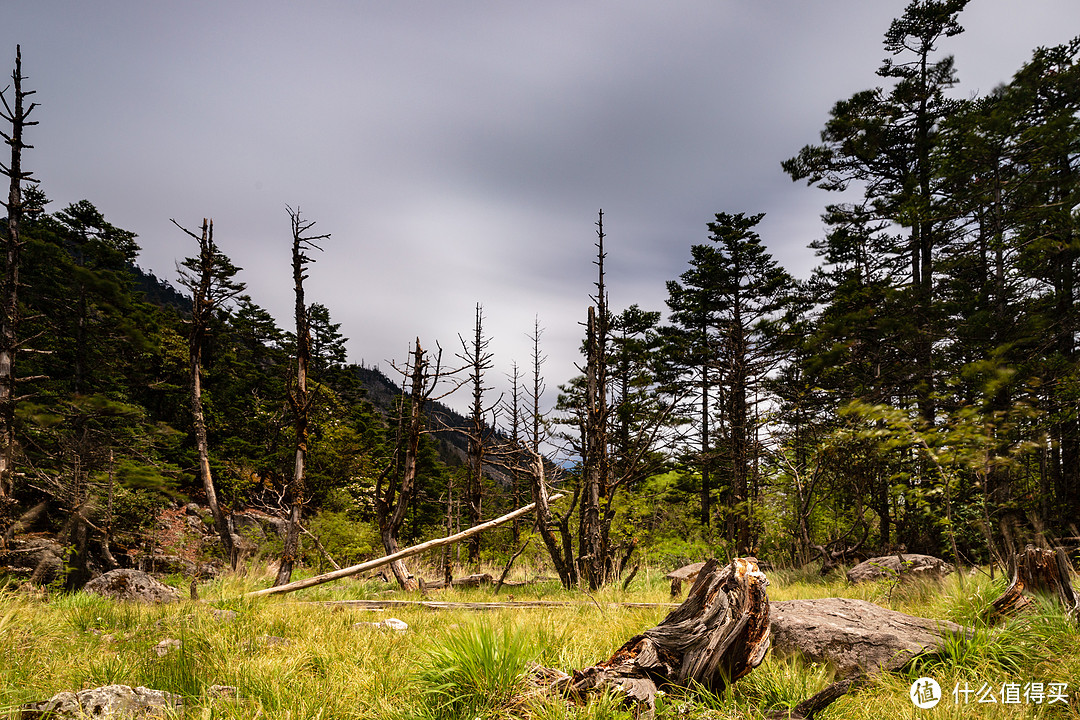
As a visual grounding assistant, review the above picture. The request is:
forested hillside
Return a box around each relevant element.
[1,1,1079,592]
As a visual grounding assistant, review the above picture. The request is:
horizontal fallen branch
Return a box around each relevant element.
[306,599,680,611]
[247,494,564,598]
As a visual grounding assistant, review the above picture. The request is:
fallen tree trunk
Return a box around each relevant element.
[310,599,679,611]
[990,545,1079,617]
[246,494,563,598]
[545,557,770,715]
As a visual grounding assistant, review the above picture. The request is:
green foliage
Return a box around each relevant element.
[305,510,379,567]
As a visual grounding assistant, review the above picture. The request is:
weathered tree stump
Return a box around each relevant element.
[552,557,770,715]
[990,546,1080,617]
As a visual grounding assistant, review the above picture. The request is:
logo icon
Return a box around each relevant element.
[910,677,942,709]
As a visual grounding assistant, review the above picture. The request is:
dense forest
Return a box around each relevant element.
[1,1,1079,592]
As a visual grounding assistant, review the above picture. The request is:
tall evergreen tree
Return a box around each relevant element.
[784,0,970,424]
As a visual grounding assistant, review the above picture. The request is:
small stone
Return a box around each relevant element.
[207,685,238,699]
[354,617,408,631]
[153,638,182,657]
[210,608,238,622]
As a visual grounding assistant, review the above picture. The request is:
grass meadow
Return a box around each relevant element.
[2,562,1079,719]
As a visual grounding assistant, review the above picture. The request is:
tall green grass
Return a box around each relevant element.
[1,565,1078,719]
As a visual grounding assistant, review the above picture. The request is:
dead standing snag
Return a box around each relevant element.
[550,557,771,714]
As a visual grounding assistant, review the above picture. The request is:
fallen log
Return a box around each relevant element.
[310,599,679,611]
[246,494,563,598]
[544,557,770,715]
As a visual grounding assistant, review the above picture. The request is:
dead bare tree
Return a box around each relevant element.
[0,46,38,499]
[503,361,525,545]
[174,218,246,570]
[275,206,329,587]
[571,212,682,589]
[528,320,580,584]
[579,210,610,590]
[457,303,499,565]
[375,338,457,591]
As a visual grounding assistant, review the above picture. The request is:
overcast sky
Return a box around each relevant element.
[4,1,1079,419]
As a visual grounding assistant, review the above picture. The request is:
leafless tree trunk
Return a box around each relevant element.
[527,448,576,587]
[174,218,245,570]
[276,206,329,587]
[375,340,429,591]
[376,339,457,590]
[580,210,610,590]
[505,361,524,545]
[0,46,38,499]
[458,303,497,565]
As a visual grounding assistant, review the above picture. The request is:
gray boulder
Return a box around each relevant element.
[20,684,182,719]
[846,554,954,584]
[770,597,966,677]
[83,569,180,604]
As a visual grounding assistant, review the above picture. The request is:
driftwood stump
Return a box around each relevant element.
[991,546,1079,617]
[553,557,770,714]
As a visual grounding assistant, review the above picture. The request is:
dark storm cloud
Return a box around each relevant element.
[3,1,1078,420]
